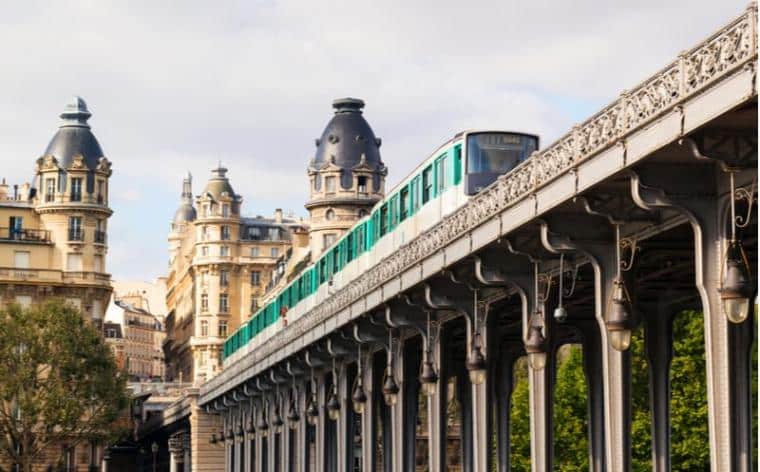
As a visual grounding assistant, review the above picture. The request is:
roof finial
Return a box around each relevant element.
[59,96,91,128]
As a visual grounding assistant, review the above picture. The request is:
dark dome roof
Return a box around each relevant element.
[202,165,236,200]
[43,96,105,171]
[173,173,197,224]
[173,204,197,223]
[312,98,384,189]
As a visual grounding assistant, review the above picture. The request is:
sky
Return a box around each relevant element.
[0,0,748,281]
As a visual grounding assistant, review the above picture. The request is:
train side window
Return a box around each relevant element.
[422,166,433,203]
[453,145,463,185]
[380,204,389,236]
[437,154,448,193]
[400,188,410,221]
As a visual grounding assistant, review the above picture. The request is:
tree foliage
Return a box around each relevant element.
[0,301,129,471]
[507,310,738,471]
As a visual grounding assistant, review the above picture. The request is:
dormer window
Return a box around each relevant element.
[325,176,336,193]
[358,176,368,193]
[70,178,82,202]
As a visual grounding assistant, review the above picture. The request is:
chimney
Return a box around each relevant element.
[0,178,8,200]
[275,208,283,223]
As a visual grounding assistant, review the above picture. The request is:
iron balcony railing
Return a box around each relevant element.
[68,228,84,241]
[0,227,51,243]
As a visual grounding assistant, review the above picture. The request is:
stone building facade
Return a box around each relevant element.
[0,97,113,471]
[0,97,113,327]
[306,97,387,256]
[164,169,308,384]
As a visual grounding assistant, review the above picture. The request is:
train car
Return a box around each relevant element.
[223,130,539,365]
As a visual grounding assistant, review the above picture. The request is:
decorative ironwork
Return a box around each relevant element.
[201,5,758,399]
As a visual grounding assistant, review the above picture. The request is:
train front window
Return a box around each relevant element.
[465,133,538,194]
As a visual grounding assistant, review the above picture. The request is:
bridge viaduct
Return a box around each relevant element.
[156,5,759,472]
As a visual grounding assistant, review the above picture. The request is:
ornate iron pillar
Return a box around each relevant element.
[470,298,490,472]
[426,319,444,472]
[360,350,374,472]
[643,307,674,472]
[629,166,755,471]
[402,338,423,471]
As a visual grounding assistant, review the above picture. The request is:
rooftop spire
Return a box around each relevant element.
[59,96,92,128]
[181,173,193,204]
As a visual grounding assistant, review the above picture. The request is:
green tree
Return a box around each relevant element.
[0,301,129,472]
[509,310,725,471]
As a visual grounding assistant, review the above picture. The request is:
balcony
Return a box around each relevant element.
[0,267,111,286]
[0,227,51,244]
[68,228,84,242]
[94,230,107,244]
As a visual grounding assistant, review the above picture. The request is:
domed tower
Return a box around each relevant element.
[306,98,387,255]
[33,96,113,325]
[168,173,196,264]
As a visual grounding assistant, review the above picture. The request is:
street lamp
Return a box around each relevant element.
[525,310,547,370]
[420,312,439,395]
[306,393,319,426]
[605,226,633,351]
[352,346,367,414]
[326,360,340,421]
[382,366,399,406]
[150,442,158,472]
[553,254,568,322]
[720,172,751,323]
[287,388,300,429]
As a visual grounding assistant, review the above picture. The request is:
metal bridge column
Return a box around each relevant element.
[628,166,756,471]
[427,321,444,472]
[642,304,674,472]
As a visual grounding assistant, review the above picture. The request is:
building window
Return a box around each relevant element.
[222,204,229,217]
[400,187,410,221]
[220,270,229,287]
[218,320,228,337]
[70,178,83,202]
[202,205,208,217]
[8,216,22,239]
[270,247,279,258]
[250,271,261,285]
[68,216,83,241]
[96,180,105,204]
[323,233,336,250]
[199,350,207,366]
[268,227,280,240]
[66,253,83,271]
[247,227,261,240]
[250,247,259,257]
[94,219,106,244]
[94,255,103,273]
[45,178,55,202]
[200,320,208,337]
[201,246,209,256]
[201,293,209,312]
[221,225,230,240]
[14,251,30,269]
[219,294,229,313]
[220,246,230,257]
[325,209,335,221]
[250,296,258,312]
[201,226,209,240]
[357,176,368,193]
[201,271,208,285]
[325,176,336,193]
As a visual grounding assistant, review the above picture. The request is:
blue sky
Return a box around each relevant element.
[0,0,748,281]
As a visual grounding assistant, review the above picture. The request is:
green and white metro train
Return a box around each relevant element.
[223,130,539,365]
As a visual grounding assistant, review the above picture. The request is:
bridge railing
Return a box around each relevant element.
[201,3,758,399]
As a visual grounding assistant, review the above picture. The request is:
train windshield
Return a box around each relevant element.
[465,132,538,194]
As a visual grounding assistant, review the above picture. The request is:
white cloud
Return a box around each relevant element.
[0,0,748,279]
